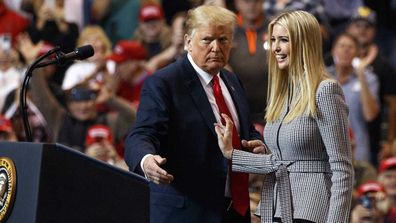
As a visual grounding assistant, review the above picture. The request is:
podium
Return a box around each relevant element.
[0,142,149,223]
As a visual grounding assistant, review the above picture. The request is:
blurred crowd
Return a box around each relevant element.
[0,0,396,222]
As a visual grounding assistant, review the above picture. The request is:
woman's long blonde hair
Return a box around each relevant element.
[265,10,329,123]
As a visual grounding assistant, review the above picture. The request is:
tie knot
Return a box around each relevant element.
[212,74,219,84]
[212,74,220,90]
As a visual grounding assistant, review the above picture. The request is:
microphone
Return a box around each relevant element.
[36,45,94,68]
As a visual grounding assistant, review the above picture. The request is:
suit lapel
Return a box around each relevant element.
[220,71,249,139]
[181,57,217,136]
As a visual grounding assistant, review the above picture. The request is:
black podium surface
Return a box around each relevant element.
[0,142,149,223]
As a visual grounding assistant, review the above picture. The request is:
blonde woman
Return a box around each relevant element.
[215,11,353,222]
[62,25,112,90]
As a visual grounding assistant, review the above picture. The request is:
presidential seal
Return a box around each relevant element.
[0,157,16,223]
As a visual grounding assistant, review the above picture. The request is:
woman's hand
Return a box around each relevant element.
[242,139,269,154]
[214,113,234,159]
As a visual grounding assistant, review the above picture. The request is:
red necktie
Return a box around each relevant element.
[212,74,249,216]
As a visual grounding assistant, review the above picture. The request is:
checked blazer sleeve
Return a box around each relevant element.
[315,80,354,223]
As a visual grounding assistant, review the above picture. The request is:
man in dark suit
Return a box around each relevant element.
[124,5,264,223]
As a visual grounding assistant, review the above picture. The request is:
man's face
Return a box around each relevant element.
[235,0,264,22]
[381,170,396,196]
[347,20,376,46]
[185,25,233,75]
[68,100,97,121]
[115,60,140,81]
[140,19,163,42]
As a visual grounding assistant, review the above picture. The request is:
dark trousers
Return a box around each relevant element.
[223,198,251,223]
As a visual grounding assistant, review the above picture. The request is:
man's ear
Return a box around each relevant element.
[184,34,191,52]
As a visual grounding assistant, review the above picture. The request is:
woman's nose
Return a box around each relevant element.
[272,41,280,52]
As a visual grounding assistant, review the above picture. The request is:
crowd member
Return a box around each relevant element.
[345,7,396,164]
[16,33,67,106]
[61,85,133,151]
[145,11,187,72]
[228,0,269,130]
[25,0,78,55]
[215,11,353,222]
[89,0,140,44]
[25,34,135,150]
[22,0,78,85]
[350,181,388,223]
[107,40,150,110]
[84,124,128,170]
[0,0,29,45]
[327,32,379,162]
[1,36,51,143]
[132,2,171,59]
[378,158,396,212]
[0,45,21,112]
[61,25,112,91]
[0,115,16,141]
[125,5,264,223]
[1,86,51,142]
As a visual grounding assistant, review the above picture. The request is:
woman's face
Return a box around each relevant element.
[332,35,358,68]
[82,34,106,62]
[271,24,290,70]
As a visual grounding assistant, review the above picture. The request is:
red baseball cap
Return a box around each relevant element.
[139,3,164,22]
[85,124,113,146]
[357,181,385,197]
[107,40,147,63]
[379,157,396,174]
[0,115,12,133]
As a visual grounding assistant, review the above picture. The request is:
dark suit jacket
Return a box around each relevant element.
[124,56,261,222]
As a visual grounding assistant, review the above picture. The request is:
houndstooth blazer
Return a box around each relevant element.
[232,79,354,223]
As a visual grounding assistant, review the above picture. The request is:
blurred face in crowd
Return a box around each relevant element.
[83,34,106,62]
[116,60,141,81]
[332,35,358,68]
[185,25,233,75]
[380,169,396,197]
[347,20,376,47]
[271,24,290,70]
[0,131,17,141]
[140,19,163,42]
[235,0,264,22]
[0,48,14,71]
[68,99,97,121]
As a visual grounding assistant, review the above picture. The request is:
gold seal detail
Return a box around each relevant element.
[0,157,16,223]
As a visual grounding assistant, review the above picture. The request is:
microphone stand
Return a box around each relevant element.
[20,46,61,142]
